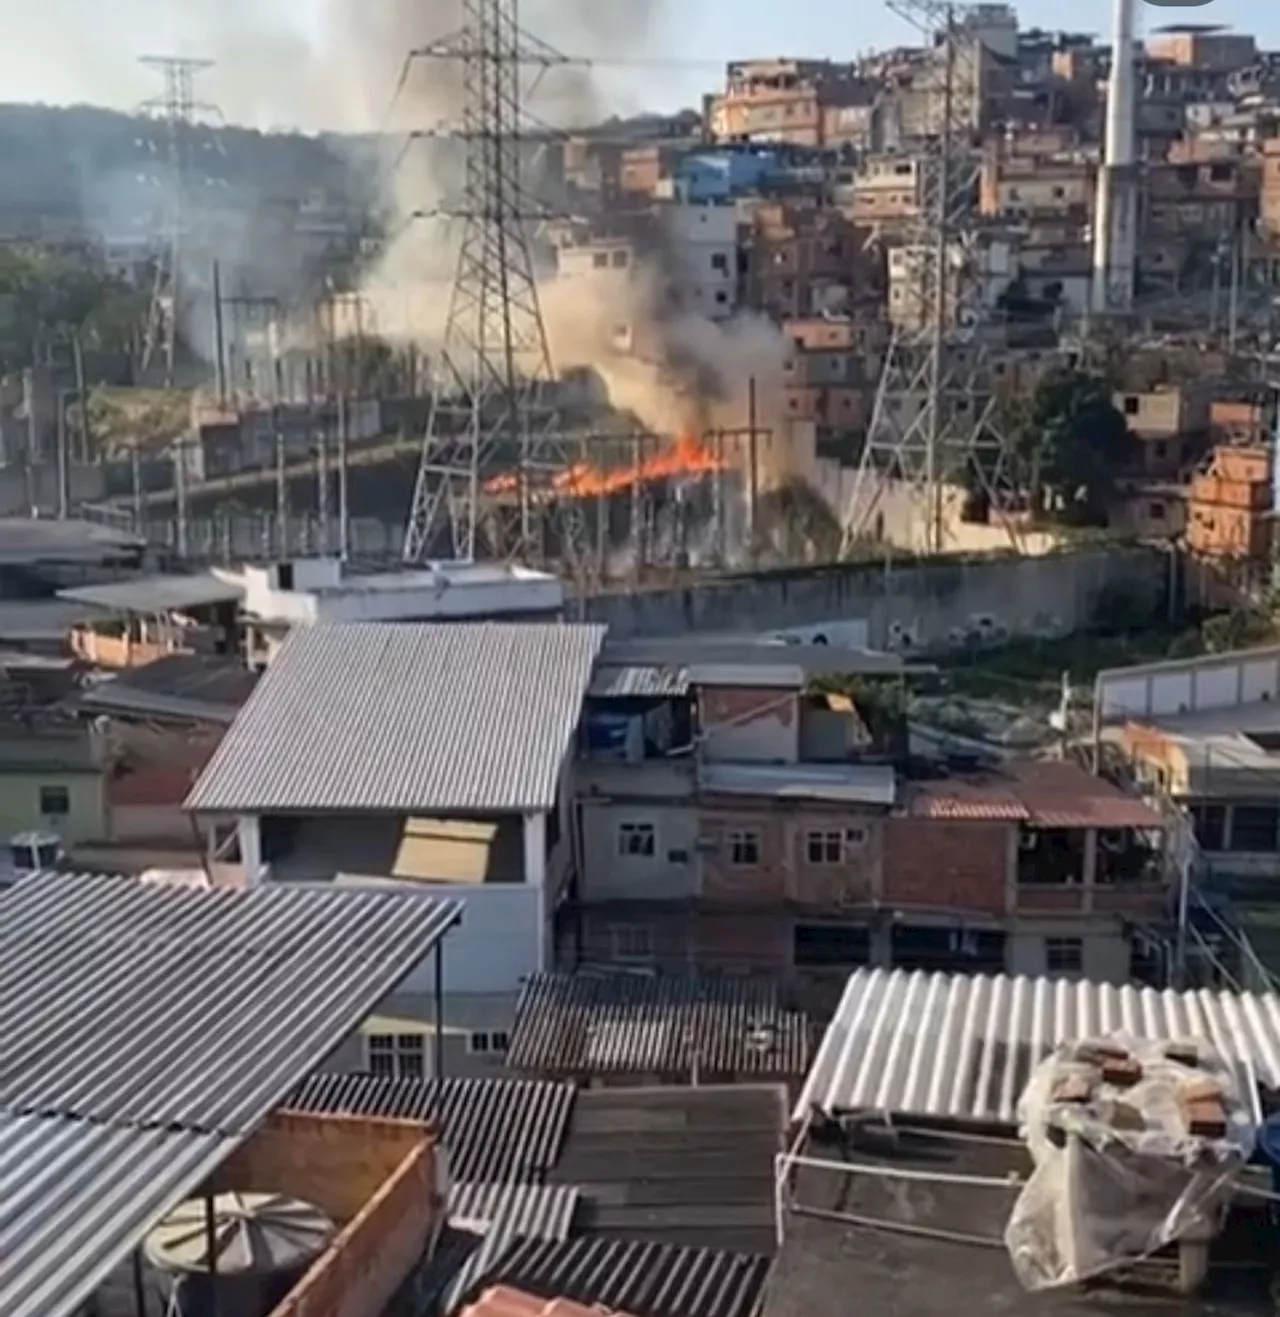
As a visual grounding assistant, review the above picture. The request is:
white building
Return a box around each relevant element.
[661,200,741,321]
[227,558,565,666]
[184,620,606,1074]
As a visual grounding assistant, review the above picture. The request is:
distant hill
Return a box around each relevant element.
[0,102,376,234]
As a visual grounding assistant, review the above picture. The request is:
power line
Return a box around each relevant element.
[137,53,219,386]
[841,1,1020,556]
[398,2,593,569]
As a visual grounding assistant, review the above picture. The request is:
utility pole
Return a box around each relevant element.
[173,436,189,560]
[138,55,218,385]
[842,0,1018,556]
[336,390,350,560]
[212,259,228,407]
[398,3,589,568]
[273,355,288,558]
[70,332,90,465]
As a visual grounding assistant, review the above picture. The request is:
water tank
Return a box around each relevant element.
[145,1192,336,1317]
[10,831,62,873]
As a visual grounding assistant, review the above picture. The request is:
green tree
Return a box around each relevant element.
[1008,368,1135,525]
[0,246,146,373]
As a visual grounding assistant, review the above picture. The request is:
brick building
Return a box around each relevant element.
[571,656,1169,1000]
[1186,444,1273,560]
[739,201,876,319]
[706,59,877,149]
[779,316,884,448]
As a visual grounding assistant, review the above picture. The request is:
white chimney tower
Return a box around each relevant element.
[1091,0,1138,316]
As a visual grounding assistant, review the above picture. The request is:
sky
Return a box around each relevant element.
[0,0,1274,132]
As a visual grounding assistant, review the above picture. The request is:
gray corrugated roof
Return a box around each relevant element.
[284,1074,575,1182]
[0,518,143,566]
[0,871,461,1131]
[0,1113,231,1317]
[79,654,258,725]
[0,871,460,1317]
[588,664,691,698]
[795,968,1280,1127]
[58,572,244,613]
[185,622,607,814]
[507,973,810,1079]
[437,1183,580,1312]
[462,1236,773,1317]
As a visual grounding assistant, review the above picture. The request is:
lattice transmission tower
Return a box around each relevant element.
[842,1,1018,556]
[138,54,217,385]
[400,0,585,565]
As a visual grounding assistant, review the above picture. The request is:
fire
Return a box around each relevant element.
[483,431,725,499]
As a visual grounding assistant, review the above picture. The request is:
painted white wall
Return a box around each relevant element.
[335,875,546,996]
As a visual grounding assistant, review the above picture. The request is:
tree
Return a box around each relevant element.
[1007,368,1135,525]
[0,246,146,373]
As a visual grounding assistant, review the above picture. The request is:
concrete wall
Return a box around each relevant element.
[585,545,1165,648]
[0,766,106,842]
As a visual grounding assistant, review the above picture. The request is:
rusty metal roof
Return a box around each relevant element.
[905,758,1161,829]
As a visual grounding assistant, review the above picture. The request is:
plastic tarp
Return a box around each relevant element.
[1005,1035,1254,1291]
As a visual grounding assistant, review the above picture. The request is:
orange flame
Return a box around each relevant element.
[484,431,725,499]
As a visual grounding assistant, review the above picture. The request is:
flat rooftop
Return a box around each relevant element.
[769,1130,1276,1317]
[1125,699,1280,773]
[326,561,559,596]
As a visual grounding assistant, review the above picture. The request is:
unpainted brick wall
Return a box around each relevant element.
[213,1112,440,1317]
[882,818,1011,915]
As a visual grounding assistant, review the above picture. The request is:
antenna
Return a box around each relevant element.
[137,54,219,386]
[398,0,588,568]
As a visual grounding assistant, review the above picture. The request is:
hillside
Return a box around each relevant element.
[0,102,378,237]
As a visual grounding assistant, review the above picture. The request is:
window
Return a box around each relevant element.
[729,829,761,865]
[618,821,656,857]
[1229,804,1279,853]
[610,249,628,267]
[711,252,729,272]
[367,1032,426,1078]
[1045,937,1083,975]
[609,922,654,962]
[1123,395,1140,416]
[1149,500,1166,521]
[592,251,608,268]
[794,922,870,967]
[467,1030,511,1055]
[38,785,69,817]
[806,829,844,865]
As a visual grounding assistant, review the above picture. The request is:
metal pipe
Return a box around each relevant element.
[203,1190,220,1317]
[433,939,445,1081]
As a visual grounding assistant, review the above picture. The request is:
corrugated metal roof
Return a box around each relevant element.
[588,664,690,698]
[185,622,606,814]
[438,1183,581,1312]
[794,968,1280,1127]
[466,1236,773,1317]
[550,1086,785,1256]
[0,1112,231,1317]
[508,974,810,1078]
[450,1182,580,1238]
[699,762,896,806]
[58,572,244,613]
[904,759,1162,829]
[284,1074,576,1182]
[0,871,460,1131]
